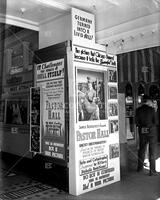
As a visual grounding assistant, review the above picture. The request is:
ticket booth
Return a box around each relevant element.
[0,31,38,158]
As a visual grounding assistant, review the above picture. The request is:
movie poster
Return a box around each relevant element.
[35,59,65,160]
[108,70,117,82]
[109,120,119,134]
[109,143,119,159]
[71,65,120,195]
[69,14,120,194]
[108,86,118,99]
[108,103,118,117]
[30,126,40,152]
[30,87,41,153]
[76,69,106,121]
[6,99,28,125]
[42,79,65,160]
[75,119,112,193]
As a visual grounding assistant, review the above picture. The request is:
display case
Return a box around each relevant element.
[0,29,38,157]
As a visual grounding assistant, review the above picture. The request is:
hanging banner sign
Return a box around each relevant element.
[72,8,95,46]
[73,45,117,67]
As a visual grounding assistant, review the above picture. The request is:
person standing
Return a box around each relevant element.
[135,95,159,176]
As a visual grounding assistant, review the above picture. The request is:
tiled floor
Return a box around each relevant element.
[0,145,160,200]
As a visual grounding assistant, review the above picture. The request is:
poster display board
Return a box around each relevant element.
[33,58,66,162]
[72,7,95,46]
[30,7,120,196]
[30,87,41,153]
[69,42,120,195]
[41,79,65,159]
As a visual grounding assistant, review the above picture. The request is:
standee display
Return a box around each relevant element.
[30,7,120,196]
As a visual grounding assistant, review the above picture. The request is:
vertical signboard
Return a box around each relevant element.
[69,43,120,195]
[42,78,65,159]
[72,8,95,46]
[30,87,41,153]
[34,59,66,161]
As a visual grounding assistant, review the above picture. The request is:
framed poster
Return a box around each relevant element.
[69,42,120,196]
[5,98,29,125]
[30,87,41,153]
[69,61,120,195]
[42,81,65,160]
[108,86,118,99]
[108,70,117,82]
[30,126,40,152]
[109,143,119,159]
[108,103,118,117]
[35,58,66,161]
[76,68,106,122]
[109,120,119,134]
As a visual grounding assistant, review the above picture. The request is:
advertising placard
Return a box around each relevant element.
[75,120,110,191]
[6,99,29,125]
[30,87,41,153]
[77,68,106,121]
[73,45,117,67]
[42,79,65,160]
[108,86,118,99]
[72,8,95,46]
[35,58,66,160]
[69,44,120,195]
[108,69,117,82]
[36,59,64,84]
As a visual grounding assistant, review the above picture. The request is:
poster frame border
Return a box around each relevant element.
[75,65,108,123]
[33,55,69,166]
[29,86,42,153]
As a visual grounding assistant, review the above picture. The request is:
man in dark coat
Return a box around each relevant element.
[135,95,159,176]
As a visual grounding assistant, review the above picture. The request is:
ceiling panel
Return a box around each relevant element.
[0,0,159,31]
[51,0,117,13]
[5,0,63,23]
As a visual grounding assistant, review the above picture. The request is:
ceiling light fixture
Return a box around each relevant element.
[20,7,26,15]
[92,5,97,13]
